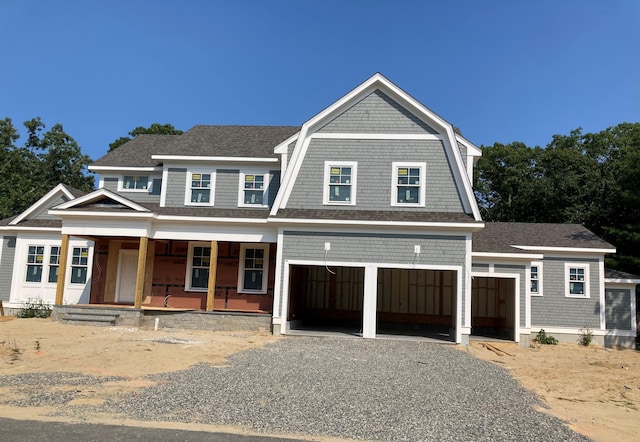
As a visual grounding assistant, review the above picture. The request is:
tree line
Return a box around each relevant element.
[1,116,639,274]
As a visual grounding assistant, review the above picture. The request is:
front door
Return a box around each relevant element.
[116,249,138,304]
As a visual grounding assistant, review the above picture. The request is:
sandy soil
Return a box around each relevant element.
[1,317,638,441]
[466,340,640,442]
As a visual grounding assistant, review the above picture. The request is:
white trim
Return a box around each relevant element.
[565,262,590,298]
[310,133,444,140]
[184,169,216,206]
[0,226,61,232]
[160,168,169,207]
[238,171,270,208]
[272,228,285,319]
[158,215,268,224]
[53,188,150,212]
[273,132,300,154]
[49,210,155,219]
[463,235,472,337]
[362,265,377,338]
[89,166,160,172]
[152,155,278,163]
[237,243,269,294]
[391,162,426,207]
[530,326,608,336]
[118,174,156,193]
[271,136,311,213]
[605,278,640,284]
[269,218,484,230]
[471,271,521,343]
[528,261,544,297]
[10,184,76,225]
[511,245,616,254]
[599,258,606,330]
[323,161,357,206]
[472,252,544,260]
[455,134,482,157]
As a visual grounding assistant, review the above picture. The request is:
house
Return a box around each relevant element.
[0,73,637,347]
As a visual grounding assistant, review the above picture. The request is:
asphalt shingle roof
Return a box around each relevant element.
[604,268,640,280]
[473,222,615,254]
[273,209,476,223]
[91,126,300,168]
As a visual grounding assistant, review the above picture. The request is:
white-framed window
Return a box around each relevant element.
[121,175,149,191]
[70,247,89,284]
[565,263,590,298]
[323,161,357,205]
[391,162,426,206]
[25,245,45,282]
[186,242,211,291]
[238,244,269,294]
[239,172,269,207]
[186,171,215,205]
[529,261,543,297]
[48,246,61,283]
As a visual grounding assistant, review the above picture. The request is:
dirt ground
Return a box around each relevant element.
[0,317,638,441]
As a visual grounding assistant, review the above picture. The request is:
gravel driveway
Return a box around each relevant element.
[1,336,590,441]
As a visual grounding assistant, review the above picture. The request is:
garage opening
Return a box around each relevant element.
[287,265,364,334]
[377,269,456,340]
[471,277,516,340]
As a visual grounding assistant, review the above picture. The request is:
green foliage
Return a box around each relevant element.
[534,329,558,345]
[16,298,52,319]
[0,116,94,219]
[108,123,183,151]
[578,327,593,346]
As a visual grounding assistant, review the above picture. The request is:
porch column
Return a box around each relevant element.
[206,241,218,311]
[54,234,70,305]
[134,236,148,309]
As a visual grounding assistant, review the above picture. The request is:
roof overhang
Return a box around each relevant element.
[472,252,544,260]
[88,166,162,172]
[269,217,485,231]
[9,183,76,226]
[511,245,616,254]
[151,155,278,163]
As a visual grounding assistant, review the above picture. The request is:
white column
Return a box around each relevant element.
[362,265,378,339]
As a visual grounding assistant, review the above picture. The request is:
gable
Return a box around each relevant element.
[318,90,440,135]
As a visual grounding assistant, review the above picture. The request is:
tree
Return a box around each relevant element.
[108,123,183,151]
[0,117,94,219]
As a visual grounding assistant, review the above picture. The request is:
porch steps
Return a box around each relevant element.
[60,310,120,327]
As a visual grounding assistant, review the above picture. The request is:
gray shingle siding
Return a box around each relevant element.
[280,231,468,323]
[0,236,16,301]
[33,195,69,220]
[472,263,489,272]
[268,170,280,207]
[531,257,601,328]
[318,90,439,134]
[215,169,240,208]
[164,168,188,207]
[605,288,632,330]
[286,139,464,212]
[457,141,467,162]
[494,264,527,327]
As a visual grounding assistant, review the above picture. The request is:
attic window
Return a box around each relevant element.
[123,176,149,191]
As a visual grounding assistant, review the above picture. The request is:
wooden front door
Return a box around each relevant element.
[116,249,138,304]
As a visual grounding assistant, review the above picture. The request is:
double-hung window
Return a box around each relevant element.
[187,243,211,290]
[70,247,89,284]
[529,261,543,296]
[392,162,426,206]
[239,172,268,207]
[187,172,214,205]
[565,263,589,298]
[238,244,269,294]
[26,246,45,282]
[122,175,149,191]
[323,161,357,205]
[48,246,61,283]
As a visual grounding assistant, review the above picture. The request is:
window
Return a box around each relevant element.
[70,247,89,284]
[187,243,211,290]
[323,161,357,205]
[122,175,149,191]
[25,246,45,282]
[187,172,213,205]
[238,244,269,294]
[48,246,61,283]
[240,173,268,206]
[565,263,590,298]
[529,262,543,296]
[392,162,426,206]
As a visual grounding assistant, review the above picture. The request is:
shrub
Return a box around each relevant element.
[16,298,52,319]
[578,327,593,346]
[534,329,558,345]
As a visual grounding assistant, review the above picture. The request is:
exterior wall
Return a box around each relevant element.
[457,141,467,163]
[531,257,601,329]
[0,236,16,302]
[605,287,632,330]
[215,169,240,207]
[91,239,275,312]
[31,195,70,220]
[279,230,467,324]
[318,90,438,134]
[164,167,187,207]
[268,170,280,207]
[286,138,464,212]
[103,177,162,204]
[8,234,92,306]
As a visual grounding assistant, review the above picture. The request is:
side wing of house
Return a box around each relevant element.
[269,73,484,343]
[0,184,92,309]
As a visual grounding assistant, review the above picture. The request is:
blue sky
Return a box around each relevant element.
[1,0,638,162]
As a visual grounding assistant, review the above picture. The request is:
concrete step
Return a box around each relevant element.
[61,311,119,326]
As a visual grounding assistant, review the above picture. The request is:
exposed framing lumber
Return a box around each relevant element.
[54,234,70,305]
[134,236,148,309]
[206,240,218,311]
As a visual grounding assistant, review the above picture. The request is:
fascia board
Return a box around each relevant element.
[0,226,61,232]
[472,252,544,260]
[53,188,150,212]
[511,245,617,254]
[9,184,75,225]
[89,166,161,172]
[48,210,154,219]
[604,279,640,285]
[268,217,484,230]
[151,155,278,163]
[273,132,299,154]
[455,134,482,157]
[156,215,268,224]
